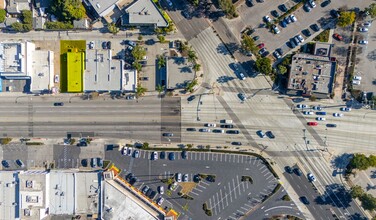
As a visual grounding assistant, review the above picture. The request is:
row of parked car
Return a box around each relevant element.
[123,147,188,160]
[2,159,25,168]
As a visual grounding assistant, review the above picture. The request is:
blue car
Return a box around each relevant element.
[280,20,287,28]
[316,111,327,115]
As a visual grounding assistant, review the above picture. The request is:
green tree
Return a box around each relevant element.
[218,0,238,18]
[21,10,32,25]
[0,9,6,23]
[187,49,197,63]
[241,34,258,54]
[278,65,287,75]
[11,22,24,32]
[193,63,201,72]
[157,35,166,43]
[131,45,147,61]
[185,79,198,93]
[136,85,147,97]
[255,58,272,75]
[156,84,165,95]
[349,154,371,170]
[49,0,85,22]
[350,185,364,198]
[157,55,166,69]
[180,41,189,54]
[107,22,119,35]
[367,3,376,18]
[191,0,199,7]
[360,194,376,211]
[338,11,356,27]
[45,21,73,30]
[132,61,142,72]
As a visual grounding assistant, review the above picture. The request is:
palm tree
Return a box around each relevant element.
[136,85,147,98]
[157,55,166,69]
[156,84,165,98]
[193,63,201,72]
[187,49,197,63]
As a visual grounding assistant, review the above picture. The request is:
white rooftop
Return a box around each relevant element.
[84,49,123,91]
[122,69,137,91]
[125,0,168,27]
[49,170,75,215]
[75,172,101,215]
[31,50,54,92]
[0,171,19,220]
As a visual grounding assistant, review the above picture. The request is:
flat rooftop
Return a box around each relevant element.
[0,43,25,75]
[167,57,194,89]
[31,50,54,92]
[0,171,19,220]
[124,0,168,27]
[49,171,75,215]
[103,179,159,220]
[19,170,49,220]
[84,49,123,91]
[314,42,332,57]
[86,0,119,17]
[74,172,101,215]
[122,69,136,91]
[288,53,336,96]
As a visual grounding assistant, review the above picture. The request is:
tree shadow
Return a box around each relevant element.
[366,183,376,191]
[314,183,352,209]
[333,46,348,56]
[217,75,235,83]
[330,153,352,170]
[216,42,239,55]
[349,213,368,220]
[366,49,376,61]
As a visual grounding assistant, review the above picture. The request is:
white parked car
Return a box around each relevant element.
[239,72,245,80]
[297,35,304,43]
[333,113,344,117]
[303,111,314,115]
[340,107,351,112]
[358,27,368,32]
[54,75,60,83]
[308,173,316,182]
[157,197,164,206]
[352,80,361,85]
[353,76,362,80]
[309,0,316,8]
[159,186,164,194]
[176,173,182,182]
[205,123,216,127]
[316,117,326,121]
[183,174,188,182]
[297,104,307,109]
[123,147,128,155]
[200,128,211,132]
[359,40,368,45]
[264,15,272,23]
[290,14,297,22]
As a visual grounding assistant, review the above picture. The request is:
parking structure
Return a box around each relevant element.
[105,148,279,219]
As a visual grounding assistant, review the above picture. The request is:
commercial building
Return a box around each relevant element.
[122,0,168,28]
[0,41,54,93]
[0,170,102,220]
[287,52,336,99]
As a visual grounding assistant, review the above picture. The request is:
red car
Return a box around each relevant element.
[257,43,265,49]
[307,122,318,126]
[333,33,343,41]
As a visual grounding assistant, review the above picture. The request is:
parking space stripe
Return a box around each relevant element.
[232,179,237,199]
[242,182,245,192]
[199,153,202,160]
[241,206,248,212]
[237,155,240,163]
[216,193,221,213]
[190,191,199,196]
[241,156,244,163]
[237,176,241,195]
[265,174,273,180]
[244,203,252,208]
[201,181,210,186]
[225,154,227,162]
[228,183,233,203]
[220,190,225,210]
[224,186,229,207]
[252,159,256,165]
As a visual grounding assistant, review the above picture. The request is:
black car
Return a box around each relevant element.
[303,29,311,37]
[253,36,260,41]
[146,188,153,197]
[16,159,25,167]
[276,48,283,55]
[220,124,234,128]
[311,24,320,32]
[102,41,107,49]
[294,167,302,176]
[97,158,103,167]
[163,133,173,137]
[107,41,111,49]
[186,128,197,131]
[168,152,175,160]
[326,123,337,128]
[266,131,275,139]
[193,175,201,183]
[279,4,288,12]
[126,173,134,181]
[81,159,88,167]
[231,141,242,146]
[182,151,187,159]
[271,10,280,17]
[226,130,240,134]
[246,0,254,6]
[160,151,166,159]
[54,102,64,106]
[187,95,196,101]
[321,0,331,7]
[300,196,310,205]
[285,166,293,174]
[330,9,340,18]
[129,177,138,185]
[2,160,9,168]
[207,176,215,182]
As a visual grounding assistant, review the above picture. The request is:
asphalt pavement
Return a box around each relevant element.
[105,148,279,220]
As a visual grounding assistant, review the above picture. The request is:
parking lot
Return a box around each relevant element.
[105,148,279,219]
[353,19,376,94]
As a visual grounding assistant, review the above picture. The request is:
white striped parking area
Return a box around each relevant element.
[206,175,252,216]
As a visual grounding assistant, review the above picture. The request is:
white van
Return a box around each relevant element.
[224,120,233,124]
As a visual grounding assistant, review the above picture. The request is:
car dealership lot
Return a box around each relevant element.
[105,148,279,219]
